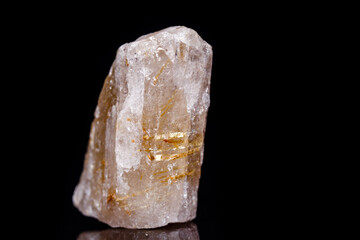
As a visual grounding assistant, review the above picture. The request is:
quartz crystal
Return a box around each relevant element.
[73,26,212,229]
[77,222,199,240]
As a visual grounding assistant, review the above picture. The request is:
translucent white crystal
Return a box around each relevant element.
[73,26,212,229]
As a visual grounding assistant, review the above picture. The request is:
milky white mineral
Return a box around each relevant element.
[73,26,212,229]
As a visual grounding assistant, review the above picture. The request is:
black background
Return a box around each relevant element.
[5,4,308,239]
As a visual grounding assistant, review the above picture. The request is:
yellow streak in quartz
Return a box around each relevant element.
[160,170,196,183]
[153,170,167,175]
[101,159,105,183]
[153,59,170,85]
[143,145,186,154]
[154,131,186,140]
[160,103,174,117]
[160,91,176,117]
[113,187,152,202]
[143,131,186,142]
[108,166,200,213]
[153,146,201,162]
[180,42,186,61]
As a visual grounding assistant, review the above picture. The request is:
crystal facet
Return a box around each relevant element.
[73,26,212,229]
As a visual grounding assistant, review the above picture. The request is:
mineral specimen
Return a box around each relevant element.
[77,222,199,240]
[73,26,212,229]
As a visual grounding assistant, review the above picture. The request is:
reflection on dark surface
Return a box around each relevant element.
[77,222,199,240]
